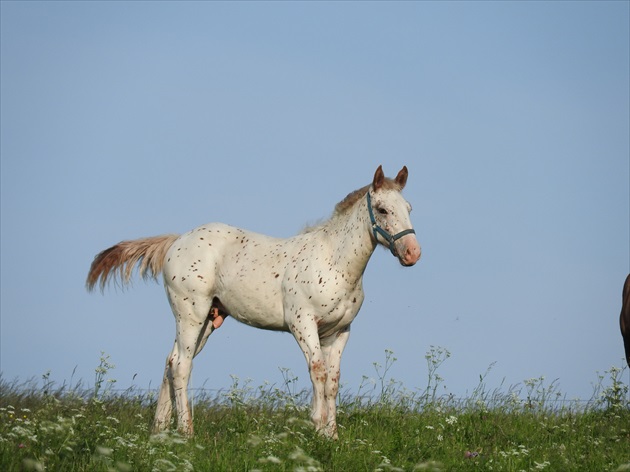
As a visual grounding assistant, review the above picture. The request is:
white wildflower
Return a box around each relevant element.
[445,415,458,425]
[96,446,113,456]
[259,455,282,464]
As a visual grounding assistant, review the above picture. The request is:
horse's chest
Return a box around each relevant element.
[309,283,365,333]
[281,241,367,333]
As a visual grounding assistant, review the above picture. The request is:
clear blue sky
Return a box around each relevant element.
[1,1,628,403]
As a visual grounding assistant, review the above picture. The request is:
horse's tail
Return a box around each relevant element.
[86,234,180,292]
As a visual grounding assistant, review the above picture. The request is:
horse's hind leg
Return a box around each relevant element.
[153,288,215,437]
[152,319,213,435]
[152,350,176,434]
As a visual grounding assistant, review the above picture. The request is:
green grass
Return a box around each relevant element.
[1,349,629,471]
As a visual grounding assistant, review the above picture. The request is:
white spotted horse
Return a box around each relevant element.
[86,165,421,439]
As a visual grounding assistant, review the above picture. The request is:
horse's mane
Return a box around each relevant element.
[301,178,403,233]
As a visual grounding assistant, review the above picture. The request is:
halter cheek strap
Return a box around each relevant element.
[366,192,416,258]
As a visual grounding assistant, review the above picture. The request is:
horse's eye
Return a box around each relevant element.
[378,208,388,215]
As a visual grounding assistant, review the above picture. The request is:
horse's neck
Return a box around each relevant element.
[322,198,375,280]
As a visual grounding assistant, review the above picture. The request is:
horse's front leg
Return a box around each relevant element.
[289,315,328,435]
[320,326,350,440]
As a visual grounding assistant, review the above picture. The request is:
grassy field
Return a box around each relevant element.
[1,349,629,471]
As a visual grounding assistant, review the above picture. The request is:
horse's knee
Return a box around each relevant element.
[325,370,340,395]
[310,359,327,383]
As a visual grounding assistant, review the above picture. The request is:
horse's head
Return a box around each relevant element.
[367,165,421,267]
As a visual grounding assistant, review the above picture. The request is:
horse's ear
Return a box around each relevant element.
[395,166,408,189]
[373,165,385,190]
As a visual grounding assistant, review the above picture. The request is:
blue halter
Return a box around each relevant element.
[366,191,416,258]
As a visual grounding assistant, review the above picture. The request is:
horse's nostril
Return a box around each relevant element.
[406,245,421,263]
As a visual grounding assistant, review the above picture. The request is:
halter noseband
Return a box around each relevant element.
[366,191,416,258]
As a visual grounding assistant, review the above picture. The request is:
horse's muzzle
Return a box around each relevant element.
[396,236,421,267]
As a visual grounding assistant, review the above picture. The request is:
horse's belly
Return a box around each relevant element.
[216,253,287,331]
[218,286,287,331]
